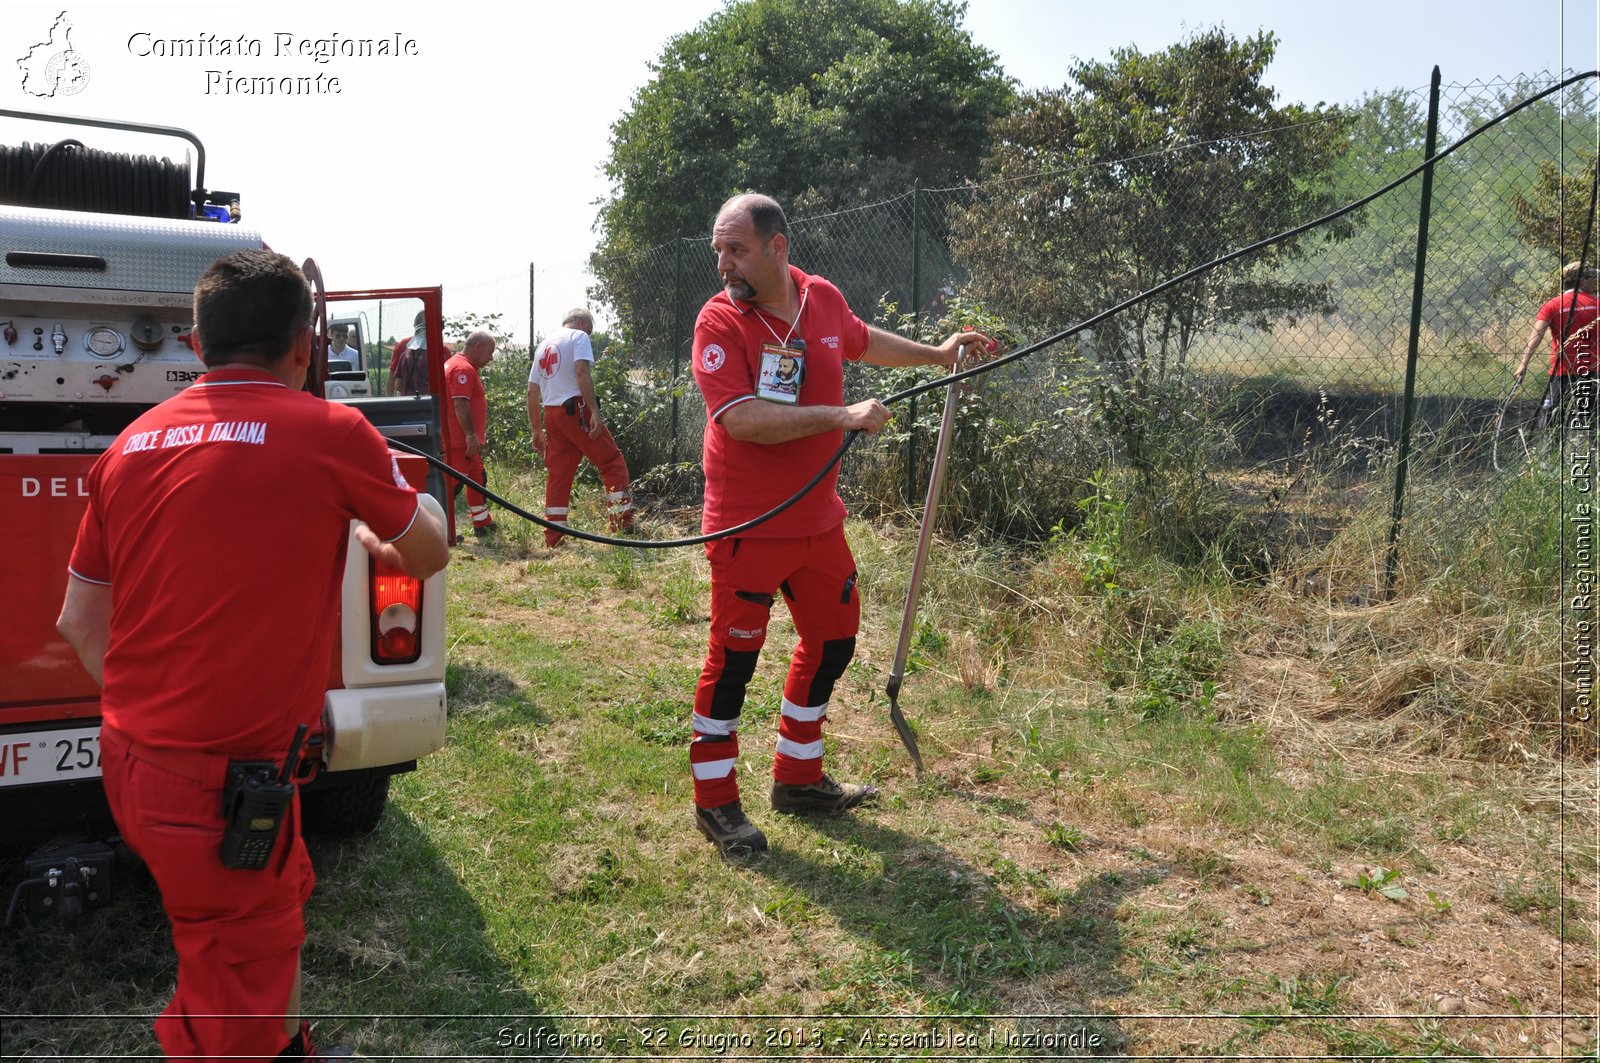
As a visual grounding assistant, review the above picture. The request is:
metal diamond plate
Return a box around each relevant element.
[1,205,264,294]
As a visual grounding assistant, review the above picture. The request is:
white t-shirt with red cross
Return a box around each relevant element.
[528,326,594,407]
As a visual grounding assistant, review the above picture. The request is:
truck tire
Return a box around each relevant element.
[300,774,390,836]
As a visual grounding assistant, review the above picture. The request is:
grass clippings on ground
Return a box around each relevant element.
[2,472,1595,1059]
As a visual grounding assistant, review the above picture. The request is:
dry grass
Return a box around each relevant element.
[1188,314,1526,398]
[3,466,1595,1060]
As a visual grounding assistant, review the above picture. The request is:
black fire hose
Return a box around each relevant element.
[387,432,860,549]
[399,71,1600,548]
[398,70,1600,766]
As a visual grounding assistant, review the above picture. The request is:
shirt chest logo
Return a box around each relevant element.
[820,336,840,348]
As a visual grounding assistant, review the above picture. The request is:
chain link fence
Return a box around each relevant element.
[566,72,1595,587]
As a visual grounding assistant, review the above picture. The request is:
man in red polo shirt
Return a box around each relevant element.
[444,329,498,537]
[688,193,992,854]
[56,249,449,1061]
[1516,260,1599,430]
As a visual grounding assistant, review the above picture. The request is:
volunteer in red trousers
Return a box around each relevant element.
[688,193,992,854]
[527,307,634,547]
[444,329,498,538]
[56,249,450,1061]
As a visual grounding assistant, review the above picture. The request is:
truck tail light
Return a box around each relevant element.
[370,558,423,665]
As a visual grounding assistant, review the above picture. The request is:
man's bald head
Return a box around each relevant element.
[712,193,795,305]
[717,193,789,243]
[463,329,497,368]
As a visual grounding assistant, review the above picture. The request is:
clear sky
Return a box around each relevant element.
[4,1,1596,346]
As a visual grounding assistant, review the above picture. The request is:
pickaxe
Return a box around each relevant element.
[884,344,967,772]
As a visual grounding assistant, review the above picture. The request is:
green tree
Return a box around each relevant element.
[591,0,1012,349]
[1511,151,1600,264]
[1325,88,1428,285]
[1436,77,1598,323]
[950,29,1352,386]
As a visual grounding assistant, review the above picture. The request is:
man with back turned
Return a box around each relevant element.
[57,249,449,1059]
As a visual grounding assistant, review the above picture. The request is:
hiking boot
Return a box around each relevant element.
[473,524,496,539]
[306,1039,363,1061]
[694,801,768,854]
[770,774,878,814]
[281,1022,363,1060]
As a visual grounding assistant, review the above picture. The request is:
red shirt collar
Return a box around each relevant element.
[195,365,287,388]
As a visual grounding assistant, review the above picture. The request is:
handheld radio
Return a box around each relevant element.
[219,724,308,870]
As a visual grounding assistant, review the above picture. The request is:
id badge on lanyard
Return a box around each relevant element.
[757,342,805,404]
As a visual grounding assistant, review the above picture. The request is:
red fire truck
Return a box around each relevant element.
[0,111,453,925]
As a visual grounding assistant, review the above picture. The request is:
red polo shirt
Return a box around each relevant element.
[68,366,422,754]
[444,352,486,452]
[1537,290,1599,377]
[692,265,871,536]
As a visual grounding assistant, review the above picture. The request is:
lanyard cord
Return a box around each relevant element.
[748,284,808,348]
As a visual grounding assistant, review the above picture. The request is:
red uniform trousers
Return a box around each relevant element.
[100,724,313,1062]
[690,524,860,809]
[445,447,494,532]
[542,400,633,547]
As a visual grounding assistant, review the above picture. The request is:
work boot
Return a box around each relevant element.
[770,774,878,814]
[280,1022,363,1060]
[306,1039,363,1061]
[473,523,496,539]
[694,801,768,854]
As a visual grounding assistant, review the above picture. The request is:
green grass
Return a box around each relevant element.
[0,484,1590,1059]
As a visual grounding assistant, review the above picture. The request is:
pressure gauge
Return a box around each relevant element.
[84,326,125,359]
[129,316,165,351]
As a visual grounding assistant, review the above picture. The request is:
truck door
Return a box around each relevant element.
[319,288,453,535]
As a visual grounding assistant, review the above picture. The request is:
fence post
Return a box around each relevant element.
[1386,66,1441,595]
[907,180,921,505]
[671,236,684,466]
[527,261,535,347]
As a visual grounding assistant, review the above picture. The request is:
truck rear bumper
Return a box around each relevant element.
[322,683,446,773]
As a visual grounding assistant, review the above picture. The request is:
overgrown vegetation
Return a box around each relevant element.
[10,10,1595,1056]
[951,29,1354,379]
[5,463,1588,1058]
[592,0,1013,348]
[584,51,1596,569]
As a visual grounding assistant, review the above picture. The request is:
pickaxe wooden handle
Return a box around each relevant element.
[885,345,965,772]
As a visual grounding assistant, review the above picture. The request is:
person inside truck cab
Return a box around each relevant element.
[56,249,450,1062]
[326,323,356,367]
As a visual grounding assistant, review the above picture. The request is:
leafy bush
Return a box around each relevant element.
[846,294,1107,541]
[586,335,689,488]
